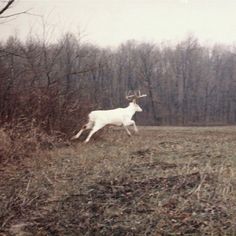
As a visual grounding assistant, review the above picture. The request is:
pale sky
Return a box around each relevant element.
[1,0,236,47]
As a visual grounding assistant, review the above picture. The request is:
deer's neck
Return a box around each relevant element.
[125,103,136,117]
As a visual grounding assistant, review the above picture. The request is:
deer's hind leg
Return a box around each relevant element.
[84,122,105,143]
[71,121,94,140]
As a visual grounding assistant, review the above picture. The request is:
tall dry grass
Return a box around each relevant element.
[0,119,69,164]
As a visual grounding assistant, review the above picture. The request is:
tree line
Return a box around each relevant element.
[1,33,236,135]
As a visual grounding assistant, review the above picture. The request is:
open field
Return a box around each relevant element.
[1,126,236,235]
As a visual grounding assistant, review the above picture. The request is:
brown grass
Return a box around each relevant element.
[1,126,236,235]
[0,120,70,165]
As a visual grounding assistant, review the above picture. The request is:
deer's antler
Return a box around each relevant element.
[126,90,147,102]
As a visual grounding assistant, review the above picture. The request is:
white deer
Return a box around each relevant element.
[71,91,147,143]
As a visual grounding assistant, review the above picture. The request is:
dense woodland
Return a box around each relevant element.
[1,33,236,134]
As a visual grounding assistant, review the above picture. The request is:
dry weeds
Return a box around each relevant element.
[1,126,236,235]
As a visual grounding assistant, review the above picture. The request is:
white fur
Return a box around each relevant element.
[71,102,143,143]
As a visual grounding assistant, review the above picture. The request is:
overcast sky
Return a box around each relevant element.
[1,0,236,47]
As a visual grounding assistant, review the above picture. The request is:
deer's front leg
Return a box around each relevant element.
[123,119,138,134]
[132,120,138,133]
[123,125,132,136]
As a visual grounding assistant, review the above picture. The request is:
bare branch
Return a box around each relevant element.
[0,0,15,15]
[0,1,36,20]
[0,9,32,18]
[0,49,27,58]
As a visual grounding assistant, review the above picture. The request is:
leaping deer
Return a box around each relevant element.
[71,91,147,143]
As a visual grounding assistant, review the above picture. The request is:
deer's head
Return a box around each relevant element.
[126,90,147,112]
